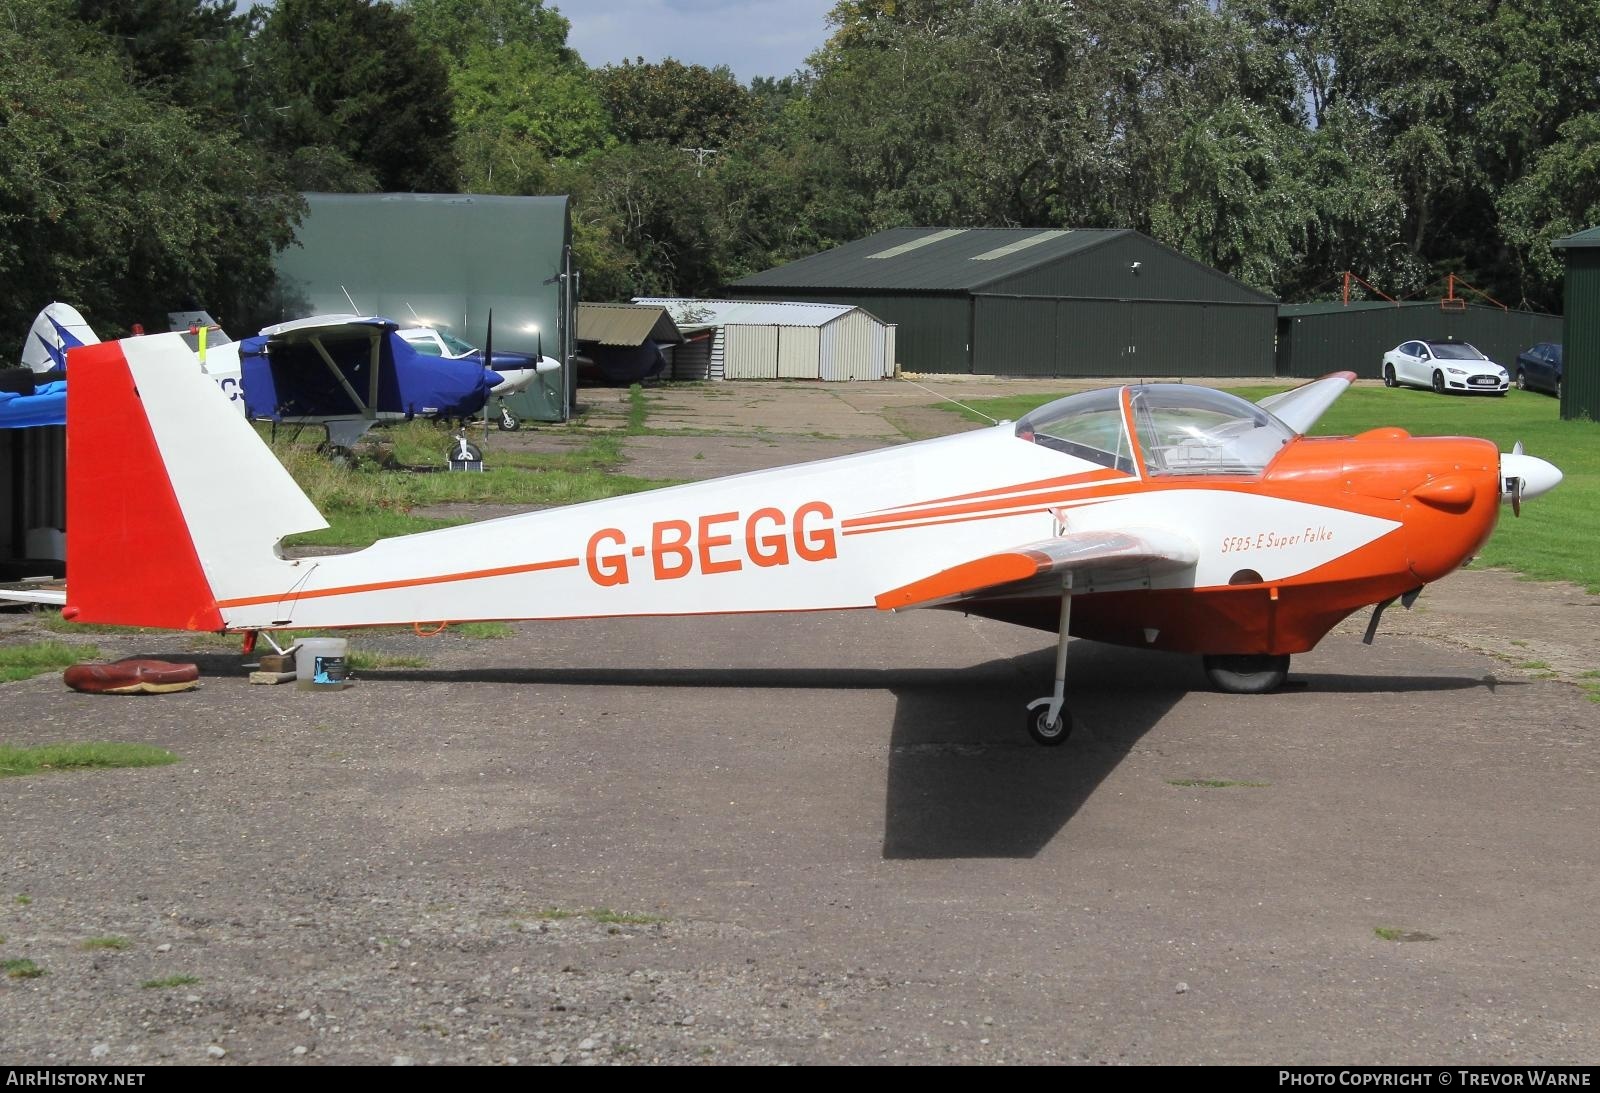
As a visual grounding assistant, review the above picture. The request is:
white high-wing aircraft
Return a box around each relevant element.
[57,333,1559,744]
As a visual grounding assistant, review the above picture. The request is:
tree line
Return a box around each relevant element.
[5,0,1599,345]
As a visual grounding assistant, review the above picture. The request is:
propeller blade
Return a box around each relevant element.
[1512,475,1522,518]
[484,308,493,369]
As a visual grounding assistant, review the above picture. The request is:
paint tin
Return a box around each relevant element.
[294,638,351,691]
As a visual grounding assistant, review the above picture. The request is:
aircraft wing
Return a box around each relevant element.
[1257,371,1356,435]
[875,527,1198,611]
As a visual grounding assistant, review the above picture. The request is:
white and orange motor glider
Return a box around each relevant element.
[61,334,1561,744]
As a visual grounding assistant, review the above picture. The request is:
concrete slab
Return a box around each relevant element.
[1,605,1597,1064]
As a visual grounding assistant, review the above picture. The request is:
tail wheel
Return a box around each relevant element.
[1432,370,1445,394]
[1203,654,1290,695]
[1383,364,1397,388]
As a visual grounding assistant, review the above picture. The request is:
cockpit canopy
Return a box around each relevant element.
[1015,385,1295,477]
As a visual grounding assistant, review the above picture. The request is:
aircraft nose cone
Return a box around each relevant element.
[1501,451,1563,503]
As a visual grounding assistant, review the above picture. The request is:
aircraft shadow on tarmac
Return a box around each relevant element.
[271,643,1508,862]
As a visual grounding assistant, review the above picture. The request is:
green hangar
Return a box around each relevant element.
[1555,226,1600,422]
[730,227,1277,378]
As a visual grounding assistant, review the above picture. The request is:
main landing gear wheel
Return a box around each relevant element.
[1026,705,1073,746]
[1383,364,1397,388]
[1023,574,1077,746]
[1516,369,1528,391]
[1203,654,1290,695]
[497,406,520,431]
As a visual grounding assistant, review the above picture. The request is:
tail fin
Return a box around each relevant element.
[23,303,100,373]
[64,334,327,630]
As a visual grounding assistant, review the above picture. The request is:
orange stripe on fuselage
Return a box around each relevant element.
[842,469,1132,531]
[856,467,1129,516]
[215,556,582,609]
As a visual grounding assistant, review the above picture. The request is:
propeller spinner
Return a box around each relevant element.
[1501,441,1562,517]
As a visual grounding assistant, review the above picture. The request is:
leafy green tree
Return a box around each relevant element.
[803,0,1247,234]
[1151,101,1312,291]
[73,0,251,117]
[596,59,753,150]
[246,0,457,192]
[406,0,607,195]
[556,141,734,301]
[1499,113,1600,308]
[450,42,613,193]
[405,0,577,63]
[0,0,301,338]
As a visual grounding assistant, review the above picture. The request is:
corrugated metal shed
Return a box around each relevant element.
[637,299,862,329]
[731,227,1276,376]
[577,303,683,348]
[634,298,896,381]
[1276,301,1562,380]
[1554,228,1600,422]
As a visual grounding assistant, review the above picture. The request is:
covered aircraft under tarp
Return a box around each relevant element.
[239,316,503,446]
[0,380,66,429]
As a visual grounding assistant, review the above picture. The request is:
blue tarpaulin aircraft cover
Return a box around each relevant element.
[238,322,502,422]
[0,380,66,429]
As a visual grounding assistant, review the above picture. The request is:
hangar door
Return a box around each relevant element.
[975,297,1270,377]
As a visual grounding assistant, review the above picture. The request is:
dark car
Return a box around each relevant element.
[1514,343,1563,398]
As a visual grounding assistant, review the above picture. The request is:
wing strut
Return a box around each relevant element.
[308,333,376,420]
[1024,573,1075,745]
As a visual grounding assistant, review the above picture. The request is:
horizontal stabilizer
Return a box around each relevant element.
[1257,372,1355,435]
[875,527,1198,611]
[0,586,66,606]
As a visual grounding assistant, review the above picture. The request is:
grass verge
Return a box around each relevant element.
[1375,926,1438,942]
[1166,777,1270,789]
[0,642,100,683]
[273,396,678,550]
[142,975,199,989]
[454,622,516,639]
[347,651,430,671]
[0,743,179,778]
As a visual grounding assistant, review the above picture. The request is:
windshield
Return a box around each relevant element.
[1428,342,1486,361]
[439,332,477,356]
[1014,388,1135,473]
[1129,385,1293,476]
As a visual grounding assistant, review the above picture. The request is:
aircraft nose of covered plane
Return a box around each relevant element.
[1501,448,1563,509]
